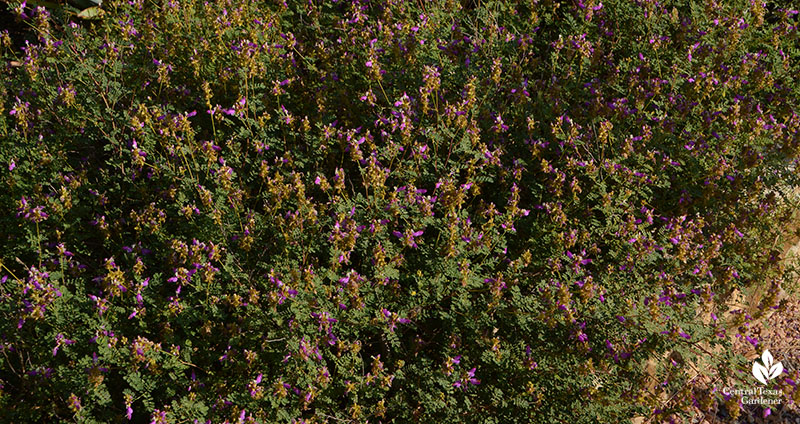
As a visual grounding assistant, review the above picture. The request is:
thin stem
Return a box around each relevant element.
[0,262,21,282]
[35,221,42,268]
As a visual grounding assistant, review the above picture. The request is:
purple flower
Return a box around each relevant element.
[454,367,480,390]
[394,228,425,248]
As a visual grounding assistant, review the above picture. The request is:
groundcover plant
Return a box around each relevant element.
[1,0,800,423]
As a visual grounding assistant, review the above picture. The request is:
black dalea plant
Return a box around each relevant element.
[1,1,800,423]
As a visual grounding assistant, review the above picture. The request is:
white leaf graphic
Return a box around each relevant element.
[769,362,784,379]
[753,362,769,385]
[763,350,774,369]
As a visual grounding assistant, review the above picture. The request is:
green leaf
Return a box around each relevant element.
[77,6,104,20]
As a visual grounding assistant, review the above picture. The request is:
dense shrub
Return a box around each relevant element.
[1,1,800,422]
